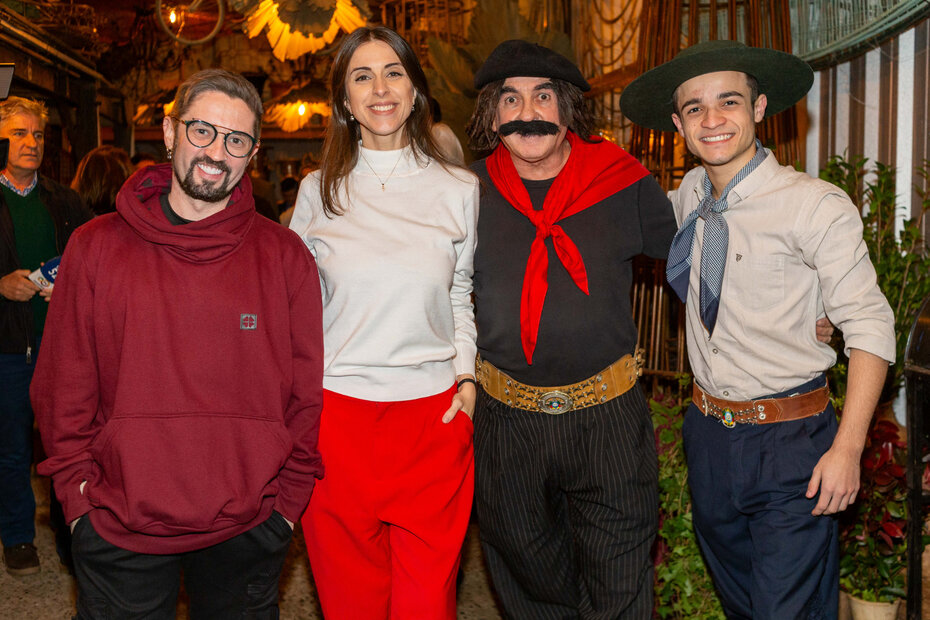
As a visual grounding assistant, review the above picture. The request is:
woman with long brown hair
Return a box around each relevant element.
[288,26,478,619]
[70,145,133,216]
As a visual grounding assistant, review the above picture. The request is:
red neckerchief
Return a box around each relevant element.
[486,131,650,364]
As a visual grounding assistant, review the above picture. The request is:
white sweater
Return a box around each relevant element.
[290,145,479,401]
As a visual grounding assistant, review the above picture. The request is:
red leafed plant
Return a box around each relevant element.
[838,419,909,602]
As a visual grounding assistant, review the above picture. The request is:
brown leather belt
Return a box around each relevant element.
[476,351,643,414]
[692,382,830,427]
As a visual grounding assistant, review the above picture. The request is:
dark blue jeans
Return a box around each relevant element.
[683,375,839,620]
[0,337,39,547]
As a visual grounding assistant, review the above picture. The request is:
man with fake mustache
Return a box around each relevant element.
[464,40,678,618]
[31,69,324,617]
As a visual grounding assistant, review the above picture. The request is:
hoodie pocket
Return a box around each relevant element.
[87,414,292,536]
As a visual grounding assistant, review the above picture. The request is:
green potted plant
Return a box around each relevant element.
[819,156,930,406]
[651,378,725,619]
[838,419,908,619]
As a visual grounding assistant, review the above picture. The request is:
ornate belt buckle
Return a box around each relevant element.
[722,408,736,428]
[538,391,573,415]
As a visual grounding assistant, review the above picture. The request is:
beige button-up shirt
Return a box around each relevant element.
[669,152,895,401]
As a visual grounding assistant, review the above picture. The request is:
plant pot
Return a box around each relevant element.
[846,594,901,620]
[839,590,851,620]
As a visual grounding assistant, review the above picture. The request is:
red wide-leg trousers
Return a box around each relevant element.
[302,386,474,620]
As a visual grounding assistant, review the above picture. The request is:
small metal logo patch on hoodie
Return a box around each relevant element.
[240,314,258,330]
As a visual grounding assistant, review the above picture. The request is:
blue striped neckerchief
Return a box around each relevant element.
[0,171,38,197]
[665,139,769,336]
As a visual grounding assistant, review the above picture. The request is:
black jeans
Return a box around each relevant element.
[72,511,293,619]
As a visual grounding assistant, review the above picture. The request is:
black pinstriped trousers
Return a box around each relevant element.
[474,385,658,619]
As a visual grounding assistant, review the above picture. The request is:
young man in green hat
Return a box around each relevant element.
[621,40,895,619]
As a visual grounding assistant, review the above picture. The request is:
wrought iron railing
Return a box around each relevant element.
[791,0,930,68]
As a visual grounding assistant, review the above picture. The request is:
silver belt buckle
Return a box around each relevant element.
[538,391,573,414]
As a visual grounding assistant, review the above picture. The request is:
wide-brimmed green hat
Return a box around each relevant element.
[620,39,813,132]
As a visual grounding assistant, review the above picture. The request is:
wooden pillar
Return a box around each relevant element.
[68,78,99,165]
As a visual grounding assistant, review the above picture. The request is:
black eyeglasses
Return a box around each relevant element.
[179,119,257,158]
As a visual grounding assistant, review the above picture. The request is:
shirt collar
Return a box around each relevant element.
[693,150,780,207]
[0,171,38,197]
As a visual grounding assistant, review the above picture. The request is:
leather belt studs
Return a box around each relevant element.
[692,382,830,427]
[476,350,644,414]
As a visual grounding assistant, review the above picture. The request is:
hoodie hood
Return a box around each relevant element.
[116,163,256,263]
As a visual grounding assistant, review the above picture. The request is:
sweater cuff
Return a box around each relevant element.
[36,458,94,523]
[273,479,316,524]
[58,474,94,523]
[453,344,477,377]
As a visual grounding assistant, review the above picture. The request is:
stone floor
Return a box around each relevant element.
[0,475,504,619]
[8,476,924,619]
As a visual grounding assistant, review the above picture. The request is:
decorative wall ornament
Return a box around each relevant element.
[229,0,369,60]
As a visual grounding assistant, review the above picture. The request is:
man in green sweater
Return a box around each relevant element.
[0,96,90,575]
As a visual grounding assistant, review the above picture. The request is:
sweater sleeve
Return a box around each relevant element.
[273,249,325,522]
[289,174,320,254]
[451,179,479,377]
[637,175,678,260]
[31,230,97,522]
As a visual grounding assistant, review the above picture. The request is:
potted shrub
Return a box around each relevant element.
[838,419,907,619]
[651,379,725,619]
[819,156,930,406]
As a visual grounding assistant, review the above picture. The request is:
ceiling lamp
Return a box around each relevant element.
[264,82,331,132]
[230,0,369,61]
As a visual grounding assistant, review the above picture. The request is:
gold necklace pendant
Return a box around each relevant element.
[360,149,403,191]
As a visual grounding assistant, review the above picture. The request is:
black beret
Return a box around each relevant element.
[474,40,590,92]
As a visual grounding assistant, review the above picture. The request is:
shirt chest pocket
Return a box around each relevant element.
[726,254,785,311]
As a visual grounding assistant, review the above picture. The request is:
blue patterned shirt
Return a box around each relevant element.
[0,171,38,196]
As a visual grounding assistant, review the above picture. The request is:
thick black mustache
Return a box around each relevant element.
[498,120,561,137]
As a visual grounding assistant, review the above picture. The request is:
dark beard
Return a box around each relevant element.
[497,119,561,137]
[174,155,234,203]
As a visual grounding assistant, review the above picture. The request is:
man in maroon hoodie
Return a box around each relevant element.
[31,69,324,618]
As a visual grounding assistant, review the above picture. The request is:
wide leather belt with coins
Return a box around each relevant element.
[476,351,644,414]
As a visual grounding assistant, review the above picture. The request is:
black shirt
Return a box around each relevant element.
[472,159,677,385]
[160,193,193,225]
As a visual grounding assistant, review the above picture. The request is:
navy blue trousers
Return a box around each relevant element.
[0,338,39,548]
[682,376,839,620]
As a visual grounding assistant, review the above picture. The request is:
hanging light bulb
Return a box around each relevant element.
[169,8,177,24]
[264,82,331,132]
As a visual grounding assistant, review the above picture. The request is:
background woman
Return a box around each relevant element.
[70,145,132,215]
[288,26,479,620]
